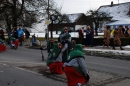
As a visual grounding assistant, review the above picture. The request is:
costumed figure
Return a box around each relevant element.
[0,38,6,52]
[59,27,72,62]
[103,26,110,48]
[46,42,66,74]
[113,27,124,50]
[64,44,90,86]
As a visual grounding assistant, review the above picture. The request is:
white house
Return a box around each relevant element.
[98,1,130,29]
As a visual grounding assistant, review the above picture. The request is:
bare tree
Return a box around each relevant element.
[0,0,62,32]
[86,10,111,36]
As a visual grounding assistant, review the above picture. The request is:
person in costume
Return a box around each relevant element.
[59,27,72,62]
[0,38,6,52]
[64,44,90,86]
[46,42,67,74]
[71,40,76,49]
[47,39,55,53]
[40,39,55,52]
[113,26,124,50]
[103,26,111,48]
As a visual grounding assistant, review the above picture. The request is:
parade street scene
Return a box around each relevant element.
[0,0,130,86]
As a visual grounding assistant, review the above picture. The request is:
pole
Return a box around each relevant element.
[47,0,49,43]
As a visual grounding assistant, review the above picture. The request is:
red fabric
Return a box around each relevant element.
[79,30,83,36]
[48,62,64,74]
[0,44,6,51]
[64,66,87,86]
[2,45,6,51]
[0,44,2,52]
[13,39,19,47]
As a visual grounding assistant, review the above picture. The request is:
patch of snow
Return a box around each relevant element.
[84,48,130,56]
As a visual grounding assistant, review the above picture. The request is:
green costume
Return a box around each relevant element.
[59,28,72,62]
[67,44,85,74]
[46,43,61,65]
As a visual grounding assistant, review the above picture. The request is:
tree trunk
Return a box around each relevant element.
[95,23,99,36]
[51,21,53,38]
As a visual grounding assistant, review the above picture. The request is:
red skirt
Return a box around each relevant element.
[48,62,64,74]
[0,44,6,52]
[64,66,87,86]
[2,45,6,51]
[0,44,2,52]
[13,39,19,47]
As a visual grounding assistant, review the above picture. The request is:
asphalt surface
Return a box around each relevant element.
[1,41,130,86]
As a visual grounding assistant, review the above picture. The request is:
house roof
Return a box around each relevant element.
[98,2,130,21]
[106,19,130,26]
[66,13,84,23]
[51,13,85,24]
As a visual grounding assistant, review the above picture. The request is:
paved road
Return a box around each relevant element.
[1,45,130,78]
[0,45,67,86]
[0,64,67,86]
[1,45,130,86]
[85,55,130,77]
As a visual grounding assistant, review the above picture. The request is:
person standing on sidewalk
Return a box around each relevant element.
[85,26,94,47]
[113,26,124,50]
[103,26,110,48]
[24,29,30,46]
[78,27,84,44]
[64,44,90,86]
[17,28,24,46]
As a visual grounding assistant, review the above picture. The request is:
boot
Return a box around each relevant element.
[120,46,124,50]
[112,45,116,50]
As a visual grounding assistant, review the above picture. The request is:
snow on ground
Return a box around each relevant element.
[84,46,130,56]
[30,32,104,38]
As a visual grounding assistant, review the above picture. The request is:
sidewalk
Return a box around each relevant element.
[83,46,130,61]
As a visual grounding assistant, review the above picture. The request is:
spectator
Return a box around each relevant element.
[45,29,48,43]
[85,26,93,47]
[64,44,90,86]
[24,29,30,46]
[12,28,18,39]
[124,26,129,37]
[0,29,5,40]
[90,28,94,47]
[78,27,84,44]
[119,25,125,36]
[17,28,24,46]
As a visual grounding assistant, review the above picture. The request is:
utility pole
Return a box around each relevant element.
[47,0,50,43]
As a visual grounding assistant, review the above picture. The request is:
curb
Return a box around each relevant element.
[83,49,130,61]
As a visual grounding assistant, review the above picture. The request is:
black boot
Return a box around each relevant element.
[120,46,124,50]
[113,45,116,50]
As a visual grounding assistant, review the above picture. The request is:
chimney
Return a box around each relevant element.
[110,1,113,7]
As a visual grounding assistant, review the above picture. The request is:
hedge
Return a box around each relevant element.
[72,37,130,46]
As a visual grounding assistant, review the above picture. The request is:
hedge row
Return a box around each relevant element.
[72,37,130,46]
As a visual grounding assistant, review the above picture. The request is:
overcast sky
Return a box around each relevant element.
[53,0,130,14]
